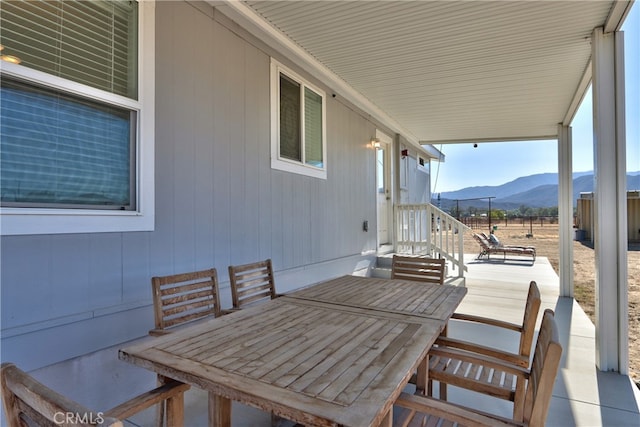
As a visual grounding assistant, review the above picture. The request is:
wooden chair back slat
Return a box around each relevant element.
[228,259,277,309]
[524,309,562,426]
[151,268,221,334]
[391,255,446,285]
[519,281,542,357]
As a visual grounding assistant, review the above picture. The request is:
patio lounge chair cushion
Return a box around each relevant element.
[428,281,542,420]
[396,309,562,427]
[0,363,189,427]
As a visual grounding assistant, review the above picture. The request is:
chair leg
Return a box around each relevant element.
[165,392,185,427]
[439,381,448,401]
[156,375,167,427]
[513,377,526,422]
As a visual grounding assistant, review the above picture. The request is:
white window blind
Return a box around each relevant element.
[1,77,135,209]
[279,74,301,162]
[304,87,323,168]
[0,0,138,99]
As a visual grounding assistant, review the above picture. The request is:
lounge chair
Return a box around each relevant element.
[473,233,536,261]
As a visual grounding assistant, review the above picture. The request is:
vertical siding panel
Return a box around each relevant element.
[270,173,285,268]
[282,176,294,268]
[88,234,122,309]
[212,22,232,269]
[239,44,262,263]
[316,177,329,261]
[1,236,53,326]
[193,7,216,270]
[307,178,321,264]
[50,236,90,315]
[294,177,310,266]
[256,55,272,262]
[326,102,343,258]
[150,1,177,276]
[122,233,151,301]
[171,4,197,271]
[226,35,247,264]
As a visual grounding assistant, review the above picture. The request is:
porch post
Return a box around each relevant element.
[591,27,628,373]
[557,124,573,298]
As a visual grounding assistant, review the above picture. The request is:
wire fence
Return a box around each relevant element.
[461,216,560,230]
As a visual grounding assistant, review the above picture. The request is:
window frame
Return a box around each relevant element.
[0,0,155,236]
[270,59,327,180]
[417,155,430,174]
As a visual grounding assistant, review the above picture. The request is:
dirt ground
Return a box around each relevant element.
[463,222,640,387]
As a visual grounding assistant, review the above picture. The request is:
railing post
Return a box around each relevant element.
[457,226,465,278]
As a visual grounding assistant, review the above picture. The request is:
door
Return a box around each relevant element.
[376,130,393,248]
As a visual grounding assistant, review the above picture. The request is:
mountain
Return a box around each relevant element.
[433,172,640,210]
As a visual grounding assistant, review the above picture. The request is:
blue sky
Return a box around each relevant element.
[432,5,640,193]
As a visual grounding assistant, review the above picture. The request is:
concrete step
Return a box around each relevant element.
[371,266,391,279]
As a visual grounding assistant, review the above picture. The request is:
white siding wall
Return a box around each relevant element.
[0,1,380,370]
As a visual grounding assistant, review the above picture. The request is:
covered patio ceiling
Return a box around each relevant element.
[217,1,633,146]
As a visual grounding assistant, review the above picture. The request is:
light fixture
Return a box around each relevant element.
[371,138,381,148]
[1,55,21,64]
[0,44,21,64]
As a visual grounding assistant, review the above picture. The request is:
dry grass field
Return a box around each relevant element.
[463,222,640,386]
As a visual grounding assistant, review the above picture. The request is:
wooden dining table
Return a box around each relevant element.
[119,275,467,427]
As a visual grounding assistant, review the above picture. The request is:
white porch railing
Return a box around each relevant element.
[395,203,471,278]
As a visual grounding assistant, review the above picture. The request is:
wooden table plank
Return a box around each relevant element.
[285,275,467,320]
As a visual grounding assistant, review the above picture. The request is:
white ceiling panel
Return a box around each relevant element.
[238,1,629,144]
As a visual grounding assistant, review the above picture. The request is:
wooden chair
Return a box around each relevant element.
[148,268,226,426]
[149,268,224,336]
[228,259,279,309]
[391,255,446,285]
[428,280,542,421]
[0,362,189,427]
[395,309,562,427]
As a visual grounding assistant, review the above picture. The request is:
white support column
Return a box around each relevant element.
[557,124,573,297]
[591,27,629,373]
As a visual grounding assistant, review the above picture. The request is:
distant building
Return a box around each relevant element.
[576,191,640,242]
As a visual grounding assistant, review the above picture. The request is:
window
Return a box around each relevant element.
[0,0,155,235]
[270,59,326,179]
[417,155,430,174]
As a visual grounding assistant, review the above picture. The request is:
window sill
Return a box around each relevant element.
[0,208,154,235]
[271,157,327,180]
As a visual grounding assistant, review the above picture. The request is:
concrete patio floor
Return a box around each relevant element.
[21,255,640,426]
